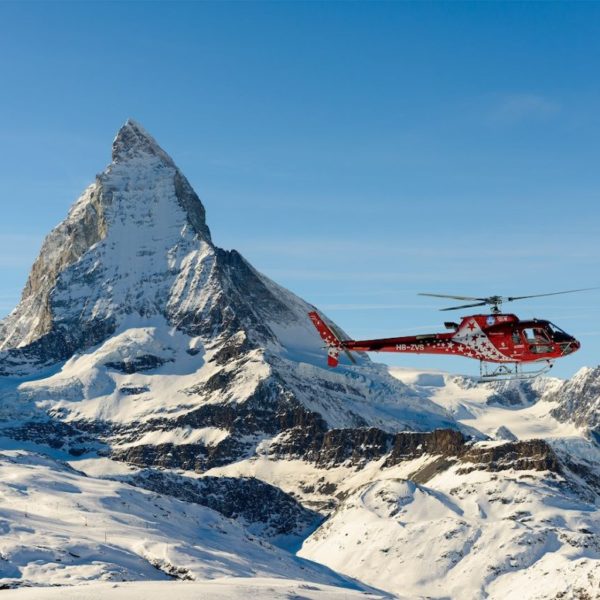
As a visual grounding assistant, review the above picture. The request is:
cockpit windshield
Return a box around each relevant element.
[547,322,572,342]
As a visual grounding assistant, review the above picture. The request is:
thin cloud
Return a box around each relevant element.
[262,268,476,283]
[319,303,436,311]
[490,93,561,124]
[235,236,596,263]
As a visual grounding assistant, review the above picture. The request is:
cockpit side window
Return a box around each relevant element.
[522,327,553,353]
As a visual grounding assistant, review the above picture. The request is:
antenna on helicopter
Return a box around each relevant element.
[418,287,600,314]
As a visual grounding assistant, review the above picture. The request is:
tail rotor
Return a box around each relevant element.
[308,311,356,367]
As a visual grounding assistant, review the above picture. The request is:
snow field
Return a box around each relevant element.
[0,450,363,590]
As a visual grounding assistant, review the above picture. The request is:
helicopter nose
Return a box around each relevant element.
[559,338,580,355]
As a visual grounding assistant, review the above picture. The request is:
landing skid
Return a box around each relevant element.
[478,360,554,382]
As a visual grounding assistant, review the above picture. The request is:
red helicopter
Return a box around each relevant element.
[309,289,592,381]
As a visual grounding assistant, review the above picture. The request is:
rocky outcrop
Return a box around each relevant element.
[272,425,561,474]
[118,469,321,543]
[384,429,465,466]
[459,439,562,473]
[545,367,600,434]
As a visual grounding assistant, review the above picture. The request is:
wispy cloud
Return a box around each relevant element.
[490,93,561,124]
[262,268,479,283]
[234,235,595,261]
[319,303,435,311]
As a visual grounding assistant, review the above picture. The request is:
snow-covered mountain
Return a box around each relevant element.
[0,120,455,470]
[0,121,598,599]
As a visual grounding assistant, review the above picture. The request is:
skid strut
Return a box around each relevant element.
[479,360,554,382]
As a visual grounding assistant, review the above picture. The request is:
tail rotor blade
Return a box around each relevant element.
[342,347,357,364]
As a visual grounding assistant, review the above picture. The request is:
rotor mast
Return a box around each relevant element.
[488,296,503,314]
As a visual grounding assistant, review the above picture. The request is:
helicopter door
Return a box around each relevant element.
[511,330,526,357]
[522,327,553,354]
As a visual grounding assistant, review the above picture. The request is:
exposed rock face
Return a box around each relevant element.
[459,439,562,473]
[118,469,321,544]
[0,186,108,352]
[492,425,518,442]
[271,425,391,468]
[545,366,600,435]
[272,424,562,475]
[385,429,466,466]
[486,385,537,407]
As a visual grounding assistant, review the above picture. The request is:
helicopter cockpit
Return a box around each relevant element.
[521,325,553,354]
[519,320,579,355]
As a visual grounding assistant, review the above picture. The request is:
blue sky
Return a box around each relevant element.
[0,1,599,378]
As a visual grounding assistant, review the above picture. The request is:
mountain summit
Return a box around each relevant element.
[0,119,212,364]
[112,119,178,166]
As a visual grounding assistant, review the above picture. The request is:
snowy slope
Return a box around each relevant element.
[0,449,364,590]
[1,579,391,600]
[388,367,579,442]
[283,369,600,599]
[299,469,600,600]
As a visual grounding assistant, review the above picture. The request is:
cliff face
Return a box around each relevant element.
[544,366,600,436]
[0,120,214,367]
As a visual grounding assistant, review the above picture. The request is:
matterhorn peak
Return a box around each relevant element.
[111,118,176,166]
[0,120,213,364]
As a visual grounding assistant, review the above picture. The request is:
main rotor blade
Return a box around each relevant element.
[419,293,486,302]
[439,302,488,312]
[506,287,600,302]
